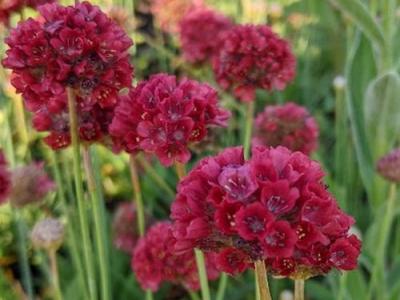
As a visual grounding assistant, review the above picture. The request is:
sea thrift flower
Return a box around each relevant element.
[171,146,361,278]
[2,2,134,149]
[151,0,203,33]
[109,73,230,166]
[31,218,64,251]
[253,102,319,155]
[212,24,296,101]
[112,202,142,253]
[179,8,233,64]
[0,150,11,204]
[9,162,55,207]
[132,221,219,291]
[377,148,400,183]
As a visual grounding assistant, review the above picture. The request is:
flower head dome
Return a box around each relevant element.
[377,148,400,183]
[0,150,11,204]
[132,221,219,291]
[171,146,360,277]
[179,7,233,64]
[253,102,319,155]
[2,2,134,149]
[109,73,230,166]
[212,24,296,102]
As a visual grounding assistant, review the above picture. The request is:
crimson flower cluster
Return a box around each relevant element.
[132,221,219,291]
[2,2,134,149]
[171,146,361,278]
[253,102,319,155]
[0,150,11,204]
[212,24,296,102]
[109,73,230,166]
[179,7,233,64]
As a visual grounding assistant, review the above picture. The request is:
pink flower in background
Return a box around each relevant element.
[2,2,134,149]
[179,8,233,63]
[9,162,55,207]
[253,102,319,155]
[109,73,230,166]
[132,221,219,291]
[212,24,296,102]
[377,148,400,183]
[0,0,55,26]
[0,150,11,204]
[171,146,360,278]
[151,0,203,33]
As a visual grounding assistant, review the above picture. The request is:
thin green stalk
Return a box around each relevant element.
[82,147,110,300]
[254,261,272,300]
[195,249,211,300]
[294,280,305,300]
[189,291,201,300]
[216,273,228,300]
[136,154,175,198]
[4,104,34,300]
[243,101,255,160]
[368,183,397,300]
[67,87,97,300]
[382,0,396,70]
[129,155,146,236]
[337,273,348,300]
[48,249,63,300]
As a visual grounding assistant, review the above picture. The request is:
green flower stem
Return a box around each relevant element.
[243,101,255,160]
[82,147,111,300]
[254,260,272,300]
[195,249,211,300]
[136,154,175,198]
[129,155,146,236]
[48,249,63,300]
[4,103,34,300]
[294,279,305,300]
[216,273,228,300]
[66,87,97,300]
[368,183,397,300]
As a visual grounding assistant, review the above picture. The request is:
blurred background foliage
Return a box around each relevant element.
[1,0,400,299]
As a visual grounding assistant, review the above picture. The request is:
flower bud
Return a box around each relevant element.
[9,162,55,208]
[31,218,64,251]
[377,148,400,183]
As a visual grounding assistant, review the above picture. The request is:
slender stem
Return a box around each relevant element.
[368,183,397,300]
[254,261,272,300]
[216,273,228,300]
[337,273,348,300]
[195,249,211,300]
[189,291,201,300]
[294,279,305,300]
[136,154,174,198]
[67,87,97,300]
[175,162,186,180]
[13,96,29,151]
[82,147,111,300]
[129,154,146,236]
[48,250,63,300]
[243,101,255,160]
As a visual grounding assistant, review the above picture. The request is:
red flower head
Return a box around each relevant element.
[253,102,319,155]
[377,148,400,183]
[112,202,142,254]
[109,73,230,166]
[132,221,219,292]
[2,2,134,149]
[151,0,204,33]
[171,146,360,278]
[212,24,296,102]
[0,150,11,204]
[179,8,233,64]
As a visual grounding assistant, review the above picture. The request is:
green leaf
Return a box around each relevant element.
[364,71,400,158]
[330,0,385,49]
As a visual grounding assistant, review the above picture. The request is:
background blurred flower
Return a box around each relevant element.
[171,146,360,278]
[132,221,219,291]
[179,7,233,64]
[253,102,319,155]
[9,162,55,207]
[31,217,64,251]
[109,73,230,166]
[377,148,400,183]
[2,2,134,149]
[0,149,11,204]
[212,24,296,102]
